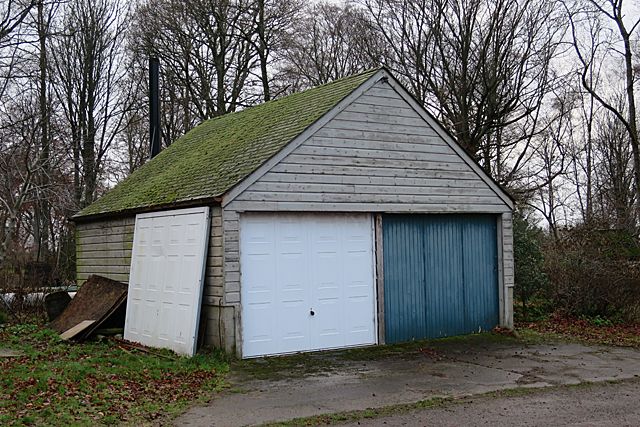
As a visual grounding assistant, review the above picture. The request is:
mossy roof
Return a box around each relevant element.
[74,69,380,219]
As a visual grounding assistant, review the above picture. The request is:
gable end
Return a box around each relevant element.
[225,71,513,213]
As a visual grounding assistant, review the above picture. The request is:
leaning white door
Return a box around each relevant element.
[241,213,376,358]
[125,207,210,356]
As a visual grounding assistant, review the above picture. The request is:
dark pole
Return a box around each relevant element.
[149,57,161,159]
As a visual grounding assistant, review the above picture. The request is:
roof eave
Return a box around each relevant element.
[70,196,223,223]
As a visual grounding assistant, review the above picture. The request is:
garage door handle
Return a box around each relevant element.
[310,309,315,316]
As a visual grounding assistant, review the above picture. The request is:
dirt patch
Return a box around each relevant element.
[233,352,342,382]
[515,366,546,384]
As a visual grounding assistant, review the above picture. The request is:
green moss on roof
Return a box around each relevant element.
[75,69,380,219]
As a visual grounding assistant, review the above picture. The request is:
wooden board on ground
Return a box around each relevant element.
[60,320,96,340]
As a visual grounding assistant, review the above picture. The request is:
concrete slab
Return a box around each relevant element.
[176,337,640,427]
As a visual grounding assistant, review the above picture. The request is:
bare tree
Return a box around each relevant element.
[132,0,259,140]
[592,107,635,229]
[50,0,132,208]
[566,0,640,222]
[362,0,566,185]
[0,89,57,266]
[0,0,41,267]
[527,93,571,240]
[31,0,57,261]
[244,0,301,101]
[111,51,149,179]
[0,0,36,41]
[277,2,385,92]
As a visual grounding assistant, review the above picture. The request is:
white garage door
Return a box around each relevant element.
[124,207,210,356]
[241,213,377,358]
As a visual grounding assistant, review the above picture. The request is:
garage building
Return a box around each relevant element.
[72,68,514,358]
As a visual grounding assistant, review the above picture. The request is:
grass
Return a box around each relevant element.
[235,339,446,381]
[341,333,510,360]
[234,351,339,381]
[0,324,228,426]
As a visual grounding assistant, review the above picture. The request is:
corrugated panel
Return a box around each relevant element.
[383,214,499,343]
[462,216,499,332]
[382,216,426,343]
[423,216,465,338]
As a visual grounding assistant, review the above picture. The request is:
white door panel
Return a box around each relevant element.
[241,213,376,358]
[125,207,209,356]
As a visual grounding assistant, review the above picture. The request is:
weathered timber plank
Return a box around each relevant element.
[270,163,479,180]
[76,225,134,238]
[364,85,400,98]
[77,249,132,259]
[283,154,469,171]
[345,101,417,117]
[76,257,131,267]
[77,264,130,274]
[245,182,498,197]
[227,201,511,213]
[236,191,506,205]
[78,241,133,252]
[77,233,134,245]
[313,127,438,143]
[334,110,433,128]
[294,145,463,163]
[324,118,435,135]
[307,136,455,155]
[258,172,486,187]
[75,218,135,231]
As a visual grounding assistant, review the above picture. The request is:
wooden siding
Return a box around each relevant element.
[217,208,241,354]
[228,80,511,213]
[222,210,240,305]
[76,207,223,301]
[202,206,224,302]
[502,212,514,288]
[76,217,135,285]
[501,212,514,328]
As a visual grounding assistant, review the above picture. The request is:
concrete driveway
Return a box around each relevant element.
[176,335,640,426]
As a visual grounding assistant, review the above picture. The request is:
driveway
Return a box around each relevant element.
[176,335,640,426]
[342,379,640,426]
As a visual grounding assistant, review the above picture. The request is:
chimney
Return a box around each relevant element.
[149,57,161,159]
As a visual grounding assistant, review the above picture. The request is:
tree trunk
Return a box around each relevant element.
[618,16,640,225]
[35,0,50,261]
[257,0,270,101]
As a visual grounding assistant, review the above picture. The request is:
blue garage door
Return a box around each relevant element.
[383,214,499,343]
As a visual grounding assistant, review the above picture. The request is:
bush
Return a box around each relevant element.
[513,212,548,319]
[0,309,7,325]
[544,226,640,322]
